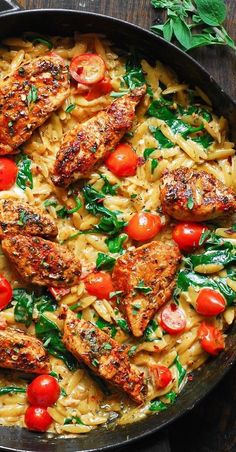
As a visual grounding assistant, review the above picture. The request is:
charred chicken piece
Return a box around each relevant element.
[112,241,181,337]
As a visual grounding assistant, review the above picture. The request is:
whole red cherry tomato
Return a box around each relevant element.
[27,375,60,407]
[125,212,161,241]
[172,223,208,252]
[85,271,114,300]
[195,288,226,316]
[0,158,18,190]
[105,143,139,177]
[0,275,12,311]
[24,406,53,432]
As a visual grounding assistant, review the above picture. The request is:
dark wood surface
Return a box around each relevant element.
[14,1,236,452]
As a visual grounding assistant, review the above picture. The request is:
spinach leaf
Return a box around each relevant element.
[174,355,186,385]
[123,54,153,96]
[192,133,213,148]
[95,317,117,338]
[26,34,53,49]
[151,159,158,174]
[116,318,130,333]
[96,252,116,271]
[82,185,126,236]
[65,104,76,113]
[0,386,26,395]
[144,319,158,342]
[35,314,78,371]
[56,197,82,218]
[64,416,84,425]
[149,400,167,412]
[100,174,119,195]
[143,147,156,160]
[13,288,56,327]
[147,97,174,120]
[176,270,236,305]
[105,233,128,254]
[149,126,173,148]
[16,154,33,190]
[190,248,236,270]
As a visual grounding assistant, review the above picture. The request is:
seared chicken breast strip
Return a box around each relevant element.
[0,54,70,154]
[0,199,58,239]
[0,326,51,374]
[112,241,181,337]
[1,235,81,287]
[62,309,146,404]
[51,85,146,187]
[160,168,236,222]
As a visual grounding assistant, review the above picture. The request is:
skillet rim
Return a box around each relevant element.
[0,7,235,452]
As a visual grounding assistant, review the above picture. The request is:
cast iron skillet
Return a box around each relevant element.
[0,1,236,451]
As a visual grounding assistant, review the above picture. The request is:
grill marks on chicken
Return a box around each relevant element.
[0,327,50,374]
[0,199,58,239]
[0,54,70,155]
[62,309,146,404]
[112,241,181,337]
[160,168,236,222]
[1,235,81,287]
[51,86,146,187]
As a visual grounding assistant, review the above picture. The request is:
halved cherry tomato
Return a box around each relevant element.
[69,54,105,85]
[198,322,225,355]
[150,364,172,389]
[85,77,112,101]
[172,223,208,252]
[0,158,18,190]
[0,275,12,311]
[27,375,60,408]
[49,286,70,301]
[195,288,226,317]
[24,406,53,432]
[160,303,186,335]
[85,271,114,300]
[105,143,139,177]
[125,212,161,241]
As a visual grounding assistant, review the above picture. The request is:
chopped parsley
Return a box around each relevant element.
[65,103,76,113]
[134,280,152,294]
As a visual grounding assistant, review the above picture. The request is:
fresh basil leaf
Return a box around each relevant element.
[172,16,192,49]
[65,104,76,113]
[96,252,116,271]
[163,18,174,41]
[105,233,128,254]
[195,0,226,26]
[174,355,186,385]
[0,386,26,395]
[35,314,78,371]
[95,317,117,338]
[16,154,33,191]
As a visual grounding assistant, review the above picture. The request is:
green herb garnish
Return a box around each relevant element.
[96,252,116,271]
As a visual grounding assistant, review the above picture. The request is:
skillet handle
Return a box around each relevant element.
[0,0,21,13]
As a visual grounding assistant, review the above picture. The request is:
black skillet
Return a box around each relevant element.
[0,1,236,451]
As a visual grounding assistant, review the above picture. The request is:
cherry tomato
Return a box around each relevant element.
[85,271,114,300]
[85,77,112,101]
[125,212,161,241]
[172,223,208,252]
[195,288,226,317]
[0,158,18,190]
[105,143,139,178]
[24,406,53,432]
[150,364,172,389]
[69,54,105,85]
[160,303,186,335]
[0,275,12,311]
[198,322,225,355]
[27,375,60,407]
[48,286,70,301]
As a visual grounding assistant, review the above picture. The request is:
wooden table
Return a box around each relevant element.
[15,1,236,451]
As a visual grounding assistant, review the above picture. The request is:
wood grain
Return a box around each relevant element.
[8,2,236,452]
